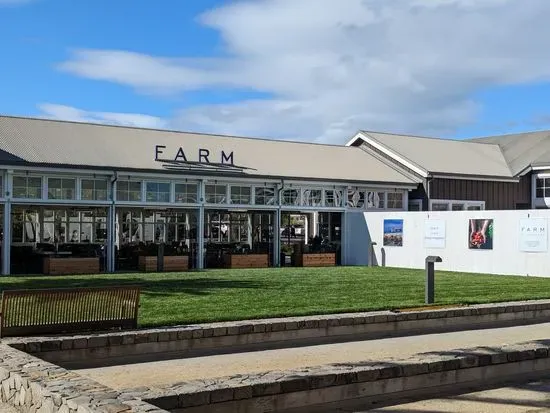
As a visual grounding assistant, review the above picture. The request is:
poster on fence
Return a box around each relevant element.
[424,219,446,249]
[519,218,548,252]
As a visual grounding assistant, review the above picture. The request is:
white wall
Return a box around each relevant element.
[345,209,550,277]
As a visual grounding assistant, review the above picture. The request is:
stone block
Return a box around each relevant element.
[25,342,42,354]
[378,365,403,379]
[357,368,380,382]
[210,388,234,403]
[252,324,265,334]
[60,340,73,351]
[178,391,210,407]
[191,329,203,339]
[202,328,214,338]
[177,330,193,340]
[271,322,287,332]
[157,332,170,342]
[88,337,108,348]
[73,339,88,349]
[280,377,310,393]
[107,335,124,347]
[40,341,61,352]
[284,322,298,331]
[233,385,253,400]
[251,382,281,397]
[402,363,429,376]
[212,326,228,336]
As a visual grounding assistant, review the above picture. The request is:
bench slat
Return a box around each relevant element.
[0,286,140,337]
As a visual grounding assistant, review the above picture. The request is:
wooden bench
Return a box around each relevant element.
[0,286,140,338]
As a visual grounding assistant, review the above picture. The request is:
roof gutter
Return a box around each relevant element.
[429,172,520,183]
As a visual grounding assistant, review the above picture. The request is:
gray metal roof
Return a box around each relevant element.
[361,131,513,178]
[469,130,550,175]
[0,115,418,186]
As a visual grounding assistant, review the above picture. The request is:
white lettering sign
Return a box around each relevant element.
[519,218,548,252]
[424,219,446,249]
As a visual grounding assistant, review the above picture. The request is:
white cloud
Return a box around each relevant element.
[58,0,550,143]
[38,103,168,130]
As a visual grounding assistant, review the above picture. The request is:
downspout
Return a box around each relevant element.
[426,175,432,211]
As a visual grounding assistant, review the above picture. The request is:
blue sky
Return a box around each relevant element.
[2,0,550,143]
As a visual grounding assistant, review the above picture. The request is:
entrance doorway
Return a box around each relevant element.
[280,211,342,266]
[203,210,275,268]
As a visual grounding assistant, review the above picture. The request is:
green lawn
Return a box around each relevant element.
[2,267,550,327]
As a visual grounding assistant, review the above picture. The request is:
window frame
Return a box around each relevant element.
[12,175,43,200]
[47,177,77,200]
[174,182,198,204]
[429,199,485,211]
[145,181,171,203]
[80,178,109,201]
[116,180,143,202]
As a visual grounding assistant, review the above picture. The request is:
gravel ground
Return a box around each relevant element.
[78,322,550,390]
[0,404,18,413]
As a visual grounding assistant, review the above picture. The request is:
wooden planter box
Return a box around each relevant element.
[43,257,100,275]
[295,252,336,267]
[138,255,189,272]
[224,254,269,269]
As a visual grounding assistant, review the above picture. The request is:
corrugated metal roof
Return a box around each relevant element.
[0,116,418,185]
[470,130,550,175]
[361,131,514,178]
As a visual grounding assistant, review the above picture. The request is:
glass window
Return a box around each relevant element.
[81,179,108,201]
[13,176,42,199]
[254,187,276,205]
[366,191,385,209]
[536,179,544,198]
[230,186,251,204]
[451,203,465,211]
[387,192,404,209]
[302,189,322,207]
[347,189,365,208]
[146,182,171,202]
[324,190,342,207]
[117,181,142,202]
[205,184,227,204]
[431,202,449,211]
[47,178,76,200]
[282,189,300,206]
[175,183,198,203]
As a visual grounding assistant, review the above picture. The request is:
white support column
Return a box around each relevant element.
[2,170,13,275]
[312,212,319,237]
[247,213,252,249]
[107,177,117,273]
[340,210,347,266]
[272,183,281,267]
[197,180,205,269]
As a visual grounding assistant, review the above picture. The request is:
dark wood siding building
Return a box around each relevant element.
[409,174,532,210]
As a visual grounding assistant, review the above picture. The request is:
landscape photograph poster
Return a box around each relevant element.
[424,219,446,249]
[519,218,548,252]
[468,219,494,250]
[383,219,404,247]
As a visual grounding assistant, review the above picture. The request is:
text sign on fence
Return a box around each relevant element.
[519,218,548,253]
[424,219,446,249]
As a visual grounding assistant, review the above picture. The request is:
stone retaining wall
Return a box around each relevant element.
[6,300,550,367]
[130,340,550,413]
[0,344,164,413]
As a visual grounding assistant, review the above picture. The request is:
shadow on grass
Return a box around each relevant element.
[0,277,268,297]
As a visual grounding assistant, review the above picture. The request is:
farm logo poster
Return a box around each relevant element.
[468,219,493,250]
[383,219,403,247]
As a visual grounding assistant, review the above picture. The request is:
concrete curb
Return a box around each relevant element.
[4,299,550,367]
[129,340,550,412]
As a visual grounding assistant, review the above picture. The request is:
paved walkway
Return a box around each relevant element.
[78,322,550,390]
[368,377,550,412]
